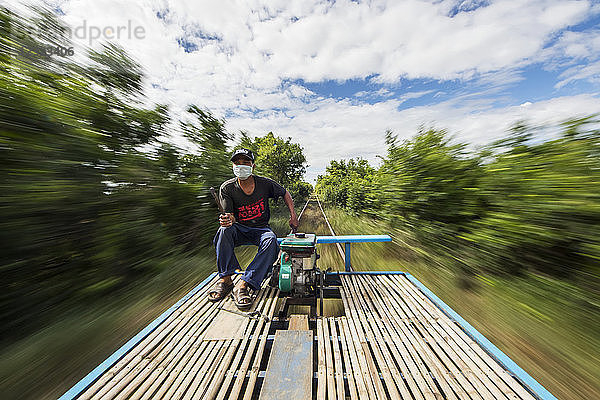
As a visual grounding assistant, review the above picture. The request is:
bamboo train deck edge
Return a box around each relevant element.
[61,273,549,400]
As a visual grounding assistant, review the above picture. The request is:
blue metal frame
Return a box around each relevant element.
[326,271,407,276]
[58,272,218,400]
[61,267,556,400]
[278,234,392,271]
[276,234,391,244]
[315,235,392,243]
[344,242,351,271]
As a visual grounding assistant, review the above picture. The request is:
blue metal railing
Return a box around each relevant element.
[277,234,392,271]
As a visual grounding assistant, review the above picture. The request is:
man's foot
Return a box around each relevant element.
[207,278,234,302]
[232,282,253,310]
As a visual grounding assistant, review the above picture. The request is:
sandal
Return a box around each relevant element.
[232,285,253,310]
[207,280,234,302]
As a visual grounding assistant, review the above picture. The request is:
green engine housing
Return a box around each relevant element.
[278,253,293,292]
[277,233,318,294]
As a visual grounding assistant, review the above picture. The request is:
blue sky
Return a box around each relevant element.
[305,9,600,112]
[18,0,600,182]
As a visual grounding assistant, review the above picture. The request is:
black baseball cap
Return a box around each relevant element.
[230,148,254,162]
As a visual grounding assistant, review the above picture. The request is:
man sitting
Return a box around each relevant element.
[208,148,299,309]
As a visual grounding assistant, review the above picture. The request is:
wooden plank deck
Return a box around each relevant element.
[65,273,542,400]
[259,330,313,399]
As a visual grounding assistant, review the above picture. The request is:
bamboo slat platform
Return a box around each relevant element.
[332,274,538,400]
[61,272,549,400]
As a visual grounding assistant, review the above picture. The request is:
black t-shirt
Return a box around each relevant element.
[219,175,286,228]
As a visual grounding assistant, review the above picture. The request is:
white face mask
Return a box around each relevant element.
[233,164,253,180]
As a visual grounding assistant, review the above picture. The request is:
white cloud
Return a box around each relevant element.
[39,0,595,109]
[50,0,594,93]
[399,90,435,102]
[390,93,600,147]
[13,0,600,182]
[556,60,600,88]
[228,93,600,182]
[246,0,591,83]
[539,28,600,88]
[541,28,600,65]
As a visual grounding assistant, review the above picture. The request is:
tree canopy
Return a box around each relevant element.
[239,131,312,201]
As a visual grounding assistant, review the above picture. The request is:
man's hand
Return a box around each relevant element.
[219,213,236,227]
[289,213,299,232]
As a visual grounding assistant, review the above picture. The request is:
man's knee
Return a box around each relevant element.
[262,230,276,242]
[218,225,236,236]
[261,231,278,249]
[214,225,235,245]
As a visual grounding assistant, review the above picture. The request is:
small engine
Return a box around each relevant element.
[270,232,319,297]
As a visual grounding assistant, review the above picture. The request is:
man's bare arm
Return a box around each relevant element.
[283,190,299,230]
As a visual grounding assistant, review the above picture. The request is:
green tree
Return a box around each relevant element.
[238,131,311,202]
[178,106,236,240]
[316,158,376,214]
[0,6,193,338]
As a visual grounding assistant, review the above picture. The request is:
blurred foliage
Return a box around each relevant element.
[465,117,600,285]
[0,6,309,342]
[377,128,483,226]
[316,119,600,298]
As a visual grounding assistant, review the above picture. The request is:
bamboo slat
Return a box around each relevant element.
[72,273,540,400]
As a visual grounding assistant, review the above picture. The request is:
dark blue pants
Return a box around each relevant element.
[213,223,279,290]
